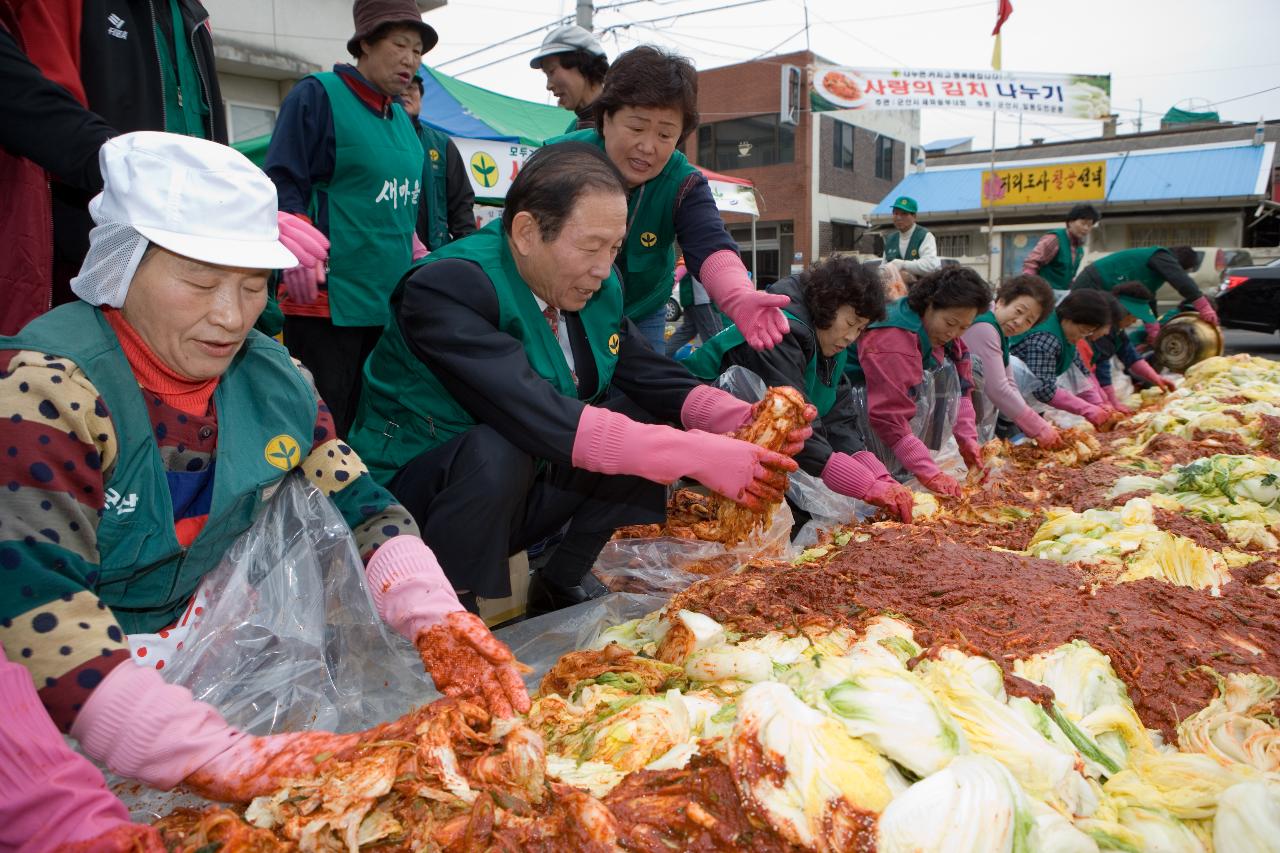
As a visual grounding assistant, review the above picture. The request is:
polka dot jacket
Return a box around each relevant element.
[0,348,419,731]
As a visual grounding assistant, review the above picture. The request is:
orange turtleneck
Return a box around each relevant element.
[103,308,220,417]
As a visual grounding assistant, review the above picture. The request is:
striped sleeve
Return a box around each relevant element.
[289,359,420,559]
[1011,333,1062,403]
[0,350,132,731]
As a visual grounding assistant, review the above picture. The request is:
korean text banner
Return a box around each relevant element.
[452,138,538,200]
[810,66,1111,119]
[981,160,1108,207]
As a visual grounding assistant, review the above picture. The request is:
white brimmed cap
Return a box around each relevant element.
[71,131,297,307]
[529,24,605,68]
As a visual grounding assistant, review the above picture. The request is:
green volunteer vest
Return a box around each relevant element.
[311,72,422,327]
[845,298,937,382]
[678,272,695,308]
[972,310,1010,365]
[681,310,847,417]
[416,123,453,251]
[884,226,929,262]
[1085,247,1164,294]
[1010,311,1075,376]
[154,0,211,138]
[1039,228,1084,290]
[2,303,318,633]
[549,129,700,320]
[349,220,624,485]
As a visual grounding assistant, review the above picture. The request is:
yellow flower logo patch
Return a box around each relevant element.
[639,231,658,248]
[608,333,621,355]
[429,148,441,162]
[265,434,301,471]
[470,152,498,188]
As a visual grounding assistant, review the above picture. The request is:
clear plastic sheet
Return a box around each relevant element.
[852,359,960,481]
[156,471,431,736]
[1009,354,1087,429]
[969,351,1000,444]
[592,500,795,595]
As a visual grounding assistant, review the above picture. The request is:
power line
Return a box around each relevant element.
[1204,85,1280,108]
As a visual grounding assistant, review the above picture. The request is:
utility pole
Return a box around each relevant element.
[577,0,593,29]
[1136,98,1143,134]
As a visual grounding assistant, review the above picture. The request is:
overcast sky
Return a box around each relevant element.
[421,0,1280,149]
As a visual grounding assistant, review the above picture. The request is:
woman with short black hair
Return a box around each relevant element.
[848,266,992,497]
[1010,288,1114,426]
[548,46,789,353]
[682,256,913,521]
[961,273,1061,447]
[1090,282,1176,411]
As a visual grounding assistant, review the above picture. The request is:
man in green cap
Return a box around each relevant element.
[883,195,940,283]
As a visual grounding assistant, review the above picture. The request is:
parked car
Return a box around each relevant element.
[1216,258,1280,333]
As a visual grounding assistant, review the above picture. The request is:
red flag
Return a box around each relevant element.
[992,0,1013,35]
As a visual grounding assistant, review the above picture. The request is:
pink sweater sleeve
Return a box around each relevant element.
[859,327,926,449]
[961,323,1030,421]
[0,648,137,850]
[1021,233,1059,274]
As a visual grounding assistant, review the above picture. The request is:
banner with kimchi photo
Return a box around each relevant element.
[810,66,1111,120]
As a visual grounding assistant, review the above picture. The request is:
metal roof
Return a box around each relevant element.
[922,136,973,152]
[871,140,1277,219]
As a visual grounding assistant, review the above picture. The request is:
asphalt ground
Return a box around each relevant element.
[1223,328,1280,359]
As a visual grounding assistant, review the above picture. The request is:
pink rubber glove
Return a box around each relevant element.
[277,212,328,305]
[1102,384,1132,414]
[674,263,688,282]
[954,396,982,472]
[1130,358,1175,393]
[70,661,364,804]
[680,385,815,455]
[1144,322,1161,347]
[366,536,529,717]
[573,405,798,511]
[1191,296,1218,326]
[1078,376,1107,409]
[1013,407,1061,448]
[698,249,790,350]
[412,232,429,261]
[0,650,160,852]
[1050,388,1109,427]
[821,451,912,521]
[891,433,942,483]
[920,470,963,498]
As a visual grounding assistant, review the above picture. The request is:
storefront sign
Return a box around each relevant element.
[981,160,1107,207]
[811,67,1111,119]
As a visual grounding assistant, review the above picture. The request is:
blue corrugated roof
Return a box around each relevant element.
[872,142,1274,216]
[922,136,973,152]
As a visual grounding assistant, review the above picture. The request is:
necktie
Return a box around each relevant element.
[542,305,577,389]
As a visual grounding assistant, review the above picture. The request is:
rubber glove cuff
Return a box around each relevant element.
[366,535,462,642]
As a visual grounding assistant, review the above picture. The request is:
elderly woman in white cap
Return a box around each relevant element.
[531,24,610,132]
[0,132,528,813]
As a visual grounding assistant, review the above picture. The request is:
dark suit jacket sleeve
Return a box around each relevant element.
[444,140,476,240]
[0,24,113,192]
[1149,249,1202,303]
[396,258,586,463]
[609,318,703,423]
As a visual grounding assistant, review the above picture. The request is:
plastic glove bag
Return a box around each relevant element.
[495,592,670,695]
[592,499,794,595]
[156,471,430,736]
[879,262,909,301]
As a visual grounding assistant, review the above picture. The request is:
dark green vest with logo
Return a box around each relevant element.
[349,220,624,485]
[416,122,453,251]
[845,298,937,382]
[2,303,318,633]
[883,226,929,263]
[1039,228,1084,290]
[311,71,422,327]
[548,129,701,320]
[1010,311,1075,376]
[971,310,1011,365]
[681,310,847,417]
[1085,247,1164,294]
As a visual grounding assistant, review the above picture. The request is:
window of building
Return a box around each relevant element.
[832,121,854,170]
[227,103,277,143]
[831,222,862,251]
[937,233,972,257]
[697,114,795,171]
[1127,223,1214,248]
[874,134,895,180]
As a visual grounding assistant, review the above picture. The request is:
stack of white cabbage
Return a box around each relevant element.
[530,608,1280,852]
[1024,497,1237,594]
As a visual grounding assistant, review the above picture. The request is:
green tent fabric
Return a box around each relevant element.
[233,133,270,168]
[1163,106,1221,125]
[421,66,572,145]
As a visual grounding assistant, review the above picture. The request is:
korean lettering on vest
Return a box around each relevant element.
[375,176,422,210]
